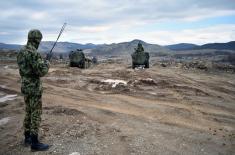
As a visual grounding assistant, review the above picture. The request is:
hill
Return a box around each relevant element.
[88,39,171,57]
[0,42,99,53]
[0,43,22,50]
[195,41,235,50]
[39,41,99,53]
[1,41,234,55]
[165,43,198,51]
[166,41,235,51]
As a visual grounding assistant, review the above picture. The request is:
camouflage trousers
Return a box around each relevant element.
[24,94,42,135]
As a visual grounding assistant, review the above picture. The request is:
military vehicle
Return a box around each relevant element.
[131,43,149,69]
[92,56,98,64]
[69,49,92,69]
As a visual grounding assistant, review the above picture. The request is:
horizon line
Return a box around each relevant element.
[1,39,235,46]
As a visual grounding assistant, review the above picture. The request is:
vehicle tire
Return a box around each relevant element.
[132,62,135,69]
[145,61,149,68]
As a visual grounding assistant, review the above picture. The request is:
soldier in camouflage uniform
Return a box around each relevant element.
[17,29,50,151]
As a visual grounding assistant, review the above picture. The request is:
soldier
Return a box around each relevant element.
[17,29,50,151]
[135,42,144,52]
[131,42,149,69]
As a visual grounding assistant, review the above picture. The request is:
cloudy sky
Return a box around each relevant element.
[0,0,235,45]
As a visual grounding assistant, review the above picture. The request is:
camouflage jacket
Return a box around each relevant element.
[17,44,49,96]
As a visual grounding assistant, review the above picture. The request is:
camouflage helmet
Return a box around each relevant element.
[28,29,43,40]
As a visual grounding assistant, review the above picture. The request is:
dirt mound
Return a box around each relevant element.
[89,78,163,94]
[128,78,157,86]
[111,70,133,80]
[88,79,129,92]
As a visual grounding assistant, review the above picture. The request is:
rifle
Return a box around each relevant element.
[46,23,67,61]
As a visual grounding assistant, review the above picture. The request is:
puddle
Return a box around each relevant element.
[101,79,127,88]
[149,92,157,95]
[0,117,11,126]
[0,94,17,103]
[69,152,80,155]
[0,85,6,89]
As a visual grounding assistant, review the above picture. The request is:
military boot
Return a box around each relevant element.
[24,131,31,146]
[31,134,49,151]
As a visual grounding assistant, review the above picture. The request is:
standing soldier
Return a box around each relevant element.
[17,29,50,151]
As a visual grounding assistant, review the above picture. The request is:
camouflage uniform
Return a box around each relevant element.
[17,30,49,135]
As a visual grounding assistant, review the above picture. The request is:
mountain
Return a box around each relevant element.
[195,41,235,50]
[39,41,99,53]
[1,40,234,56]
[88,39,171,57]
[165,43,198,51]
[0,42,99,53]
[166,41,235,51]
[0,43,22,50]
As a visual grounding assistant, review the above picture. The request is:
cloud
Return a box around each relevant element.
[0,0,235,44]
[145,24,235,45]
[48,24,234,45]
[31,12,50,20]
[0,32,9,35]
[78,26,111,33]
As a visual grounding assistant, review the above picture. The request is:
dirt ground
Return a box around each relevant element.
[0,60,234,155]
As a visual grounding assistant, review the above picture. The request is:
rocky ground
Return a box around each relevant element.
[0,59,234,155]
